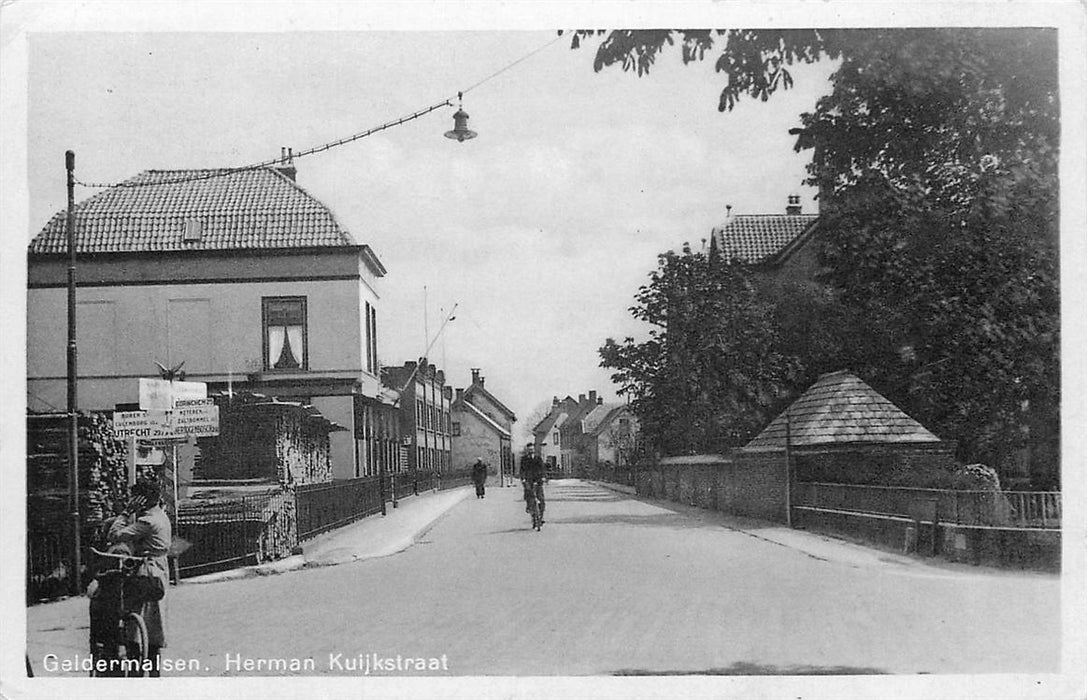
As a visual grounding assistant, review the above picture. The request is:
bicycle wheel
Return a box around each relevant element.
[530,499,542,531]
[122,612,149,677]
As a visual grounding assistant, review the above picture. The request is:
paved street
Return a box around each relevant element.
[26,480,1060,677]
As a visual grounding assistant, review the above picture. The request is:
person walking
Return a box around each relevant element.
[471,459,488,499]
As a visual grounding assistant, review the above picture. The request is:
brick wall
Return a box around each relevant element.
[794,443,957,487]
[793,507,1060,572]
[637,450,789,523]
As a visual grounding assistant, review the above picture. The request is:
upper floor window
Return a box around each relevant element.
[263,297,307,371]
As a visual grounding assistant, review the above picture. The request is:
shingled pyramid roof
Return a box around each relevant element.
[744,370,940,450]
[711,213,818,264]
[29,167,358,255]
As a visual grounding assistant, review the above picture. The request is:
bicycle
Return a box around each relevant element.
[87,547,152,677]
[525,481,544,531]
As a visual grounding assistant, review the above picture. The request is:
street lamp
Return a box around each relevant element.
[443,93,477,142]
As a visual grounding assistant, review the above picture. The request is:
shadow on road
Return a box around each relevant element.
[547,493,623,503]
[614,662,888,675]
[549,513,718,529]
[486,527,547,535]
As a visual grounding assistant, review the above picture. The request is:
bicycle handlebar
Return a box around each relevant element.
[89,547,151,562]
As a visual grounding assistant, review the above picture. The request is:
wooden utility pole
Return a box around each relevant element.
[65,150,82,595]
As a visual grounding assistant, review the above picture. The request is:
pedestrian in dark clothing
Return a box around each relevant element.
[471,459,488,498]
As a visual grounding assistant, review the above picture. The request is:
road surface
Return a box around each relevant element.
[26,480,1060,676]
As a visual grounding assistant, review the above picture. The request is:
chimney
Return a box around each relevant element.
[589,390,597,405]
[578,394,586,405]
[471,368,481,386]
[276,147,297,182]
[786,194,802,215]
[552,396,559,407]
[456,388,464,403]
[597,396,603,405]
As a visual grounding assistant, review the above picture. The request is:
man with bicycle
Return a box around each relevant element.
[520,446,546,524]
[103,479,172,676]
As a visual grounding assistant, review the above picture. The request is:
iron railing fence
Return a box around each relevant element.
[793,482,1061,529]
[176,490,284,578]
[415,470,436,493]
[296,476,384,541]
[438,473,473,491]
[599,466,635,487]
[391,472,416,501]
[26,530,71,603]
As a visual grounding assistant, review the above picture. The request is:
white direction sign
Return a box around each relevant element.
[139,378,207,411]
[173,398,220,437]
[113,399,220,440]
[113,410,176,440]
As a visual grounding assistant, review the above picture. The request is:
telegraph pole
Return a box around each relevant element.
[65,150,82,595]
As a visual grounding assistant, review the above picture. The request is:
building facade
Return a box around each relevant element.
[582,402,640,476]
[450,368,516,478]
[383,359,453,476]
[531,395,578,474]
[26,163,397,481]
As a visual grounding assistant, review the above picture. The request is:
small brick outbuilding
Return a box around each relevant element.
[744,370,957,485]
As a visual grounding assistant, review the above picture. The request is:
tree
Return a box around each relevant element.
[578,29,1060,483]
[600,244,799,455]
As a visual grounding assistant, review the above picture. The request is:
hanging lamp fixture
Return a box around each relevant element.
[444,92,477,142]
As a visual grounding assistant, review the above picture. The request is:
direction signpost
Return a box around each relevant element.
[115,379,219,529]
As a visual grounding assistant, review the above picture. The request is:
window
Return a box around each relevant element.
[452,422,460,436]
[553,431,559,446]
[262,297,307,370]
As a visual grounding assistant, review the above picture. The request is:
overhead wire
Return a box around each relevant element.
[73,32,566,191]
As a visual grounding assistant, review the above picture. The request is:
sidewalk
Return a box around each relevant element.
[185,485,471,584]
[587,479,1016,576]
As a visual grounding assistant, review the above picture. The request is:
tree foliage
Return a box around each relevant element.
[600,244,799,455]
[581,29,1060,484]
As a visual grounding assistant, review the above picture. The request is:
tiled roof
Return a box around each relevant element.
[459,400,511,439]
[464,384,516,421]
[29,168,357,254]
[744,370,940,450]
[711,214,818,264]
[583,403,629,436]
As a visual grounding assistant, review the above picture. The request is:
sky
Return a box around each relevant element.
[6,2,1085,452]
[15,10,837,445]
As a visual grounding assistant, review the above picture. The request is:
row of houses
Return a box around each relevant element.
[25,158,517,572]
[528,390,639,478]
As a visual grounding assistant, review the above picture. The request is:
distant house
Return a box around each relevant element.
[531,391,608,477]
[531,395,578,474]
[582,402,640,477]
[26,160,397,481]
[558,392,601,476]
[450,368,517,477]
[383,359,453,476]
[710,195,822,288]
[744,370,957,485]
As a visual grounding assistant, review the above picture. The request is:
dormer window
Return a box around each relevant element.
[183,219,203,242]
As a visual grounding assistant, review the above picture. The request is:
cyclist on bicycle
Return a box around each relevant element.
[520,447,546,524]
[104,479,172,676]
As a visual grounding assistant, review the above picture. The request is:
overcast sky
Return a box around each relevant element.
[16,12,836,444]
[8,2,1084,452]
